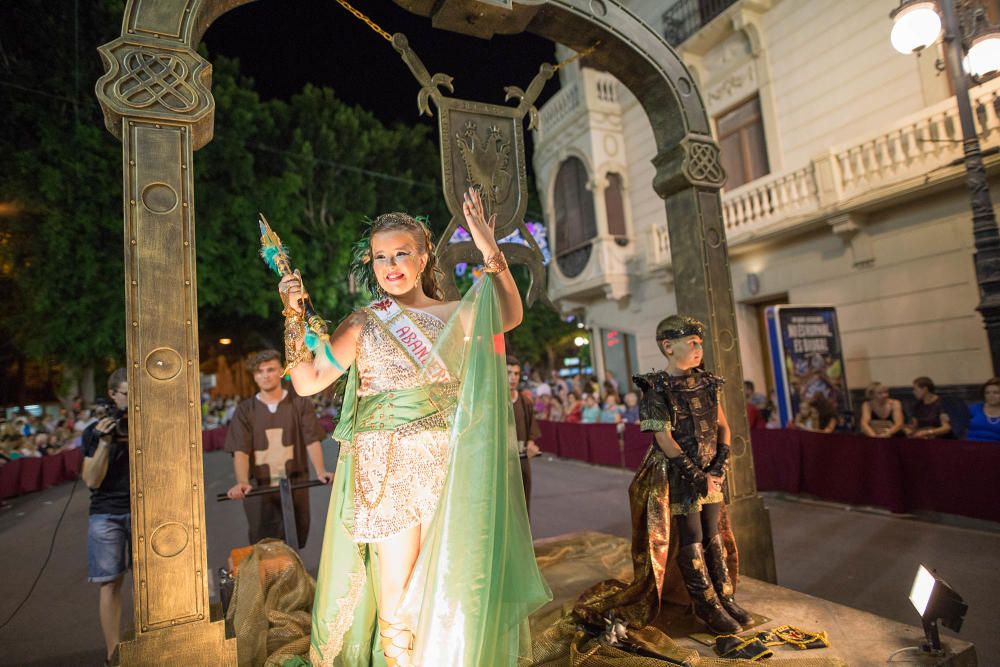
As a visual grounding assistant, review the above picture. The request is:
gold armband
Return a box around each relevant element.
[283,314,309,373]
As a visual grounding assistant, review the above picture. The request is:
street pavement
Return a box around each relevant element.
[0,446,997,666]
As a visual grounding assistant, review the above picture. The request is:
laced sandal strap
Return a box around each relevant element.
[378,617,414,656]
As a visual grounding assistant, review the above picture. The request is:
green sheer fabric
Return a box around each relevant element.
[289,276,551,667]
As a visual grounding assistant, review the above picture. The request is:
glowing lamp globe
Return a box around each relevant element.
[890,2,942,54]
[966,31,1000,77]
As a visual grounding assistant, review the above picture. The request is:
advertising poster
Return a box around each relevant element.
[765,306,852,428]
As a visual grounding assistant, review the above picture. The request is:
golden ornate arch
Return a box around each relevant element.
[95,2,774,662]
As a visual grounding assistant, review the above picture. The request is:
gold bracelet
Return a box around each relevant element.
[483,250,508,274]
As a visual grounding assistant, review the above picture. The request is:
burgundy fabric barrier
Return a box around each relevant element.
[537,420,560,455]
[537,421,1000,523]
[0,448,86,500]
[749,429,1000,522]
[202,427,228,452]
[63,447,83,480]
[40,454,65,489]
[749,428,801,494]
[555,422,590,462]
[18,456,42,495]
[798,432,906,513]
[898,439,1000,523]
[623,424,652,470]
[0,459,23,499]
[587,424,622,467]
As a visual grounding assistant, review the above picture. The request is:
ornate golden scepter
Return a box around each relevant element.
[258,213,334,367]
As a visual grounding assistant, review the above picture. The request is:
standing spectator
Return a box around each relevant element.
[547,394,565,422]
[966,377,1000,442]
[508,356,541,515]
[80,369,131,666]
[604,369,620,395]
[581,394,601,423]
[564,393,583,423]
[550,370,568,397]
[224,349,332,548]
[600,392,624,424]
[746,402,767,430]
[906,376,951,439]
[860,382,905,438]
[744,380,767,410]
[622,391,640,424]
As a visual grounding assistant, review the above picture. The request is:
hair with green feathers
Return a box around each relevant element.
[349,212,444,300]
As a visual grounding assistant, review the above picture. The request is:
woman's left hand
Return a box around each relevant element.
[462,187,499,259]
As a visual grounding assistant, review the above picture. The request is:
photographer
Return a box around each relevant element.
[80,368,130,667]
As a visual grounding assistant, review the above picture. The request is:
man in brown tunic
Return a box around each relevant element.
[508,356,541,516]
[225,349,331,548]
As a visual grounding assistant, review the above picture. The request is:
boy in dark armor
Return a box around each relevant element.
[638,315,752,634]
[574,315,752,644]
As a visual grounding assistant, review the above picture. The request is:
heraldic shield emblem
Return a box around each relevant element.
[392,33,553,307]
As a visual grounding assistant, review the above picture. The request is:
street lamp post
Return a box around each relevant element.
[891,0,1000,374]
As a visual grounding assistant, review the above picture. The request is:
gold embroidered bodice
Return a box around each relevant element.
[356,308,447,396]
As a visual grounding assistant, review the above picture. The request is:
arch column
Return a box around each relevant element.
[95,3,238,663]
[95,1,777,661]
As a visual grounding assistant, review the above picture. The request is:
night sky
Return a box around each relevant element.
[201,1,561,133]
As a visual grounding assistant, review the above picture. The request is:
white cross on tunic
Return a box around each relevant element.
[255,427,292,484]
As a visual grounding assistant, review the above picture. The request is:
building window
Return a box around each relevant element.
[604,173,629,247]
[716,96,770,190]
[554,157,597,278]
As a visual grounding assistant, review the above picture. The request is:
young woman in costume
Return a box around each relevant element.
[279,188,550,666]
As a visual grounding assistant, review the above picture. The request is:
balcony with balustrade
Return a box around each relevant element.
[639,75,1000,271]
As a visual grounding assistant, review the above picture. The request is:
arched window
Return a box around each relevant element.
[554,157,597,278]
[604,172,628,246]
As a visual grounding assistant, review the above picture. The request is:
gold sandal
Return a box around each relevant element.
[378,616,414,666]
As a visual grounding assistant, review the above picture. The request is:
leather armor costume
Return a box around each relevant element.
[634,368,730,515]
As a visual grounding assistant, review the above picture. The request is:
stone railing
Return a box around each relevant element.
[536,70,622,142]
[833,77,1000,200]
[720,75,1000,244]
[722,165,819,239]
[646,223,672,270]
[537,81,581,141]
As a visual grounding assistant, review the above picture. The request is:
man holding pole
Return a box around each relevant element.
[224,349,332,548]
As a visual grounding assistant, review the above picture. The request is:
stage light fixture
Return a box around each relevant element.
[908,564,967,654]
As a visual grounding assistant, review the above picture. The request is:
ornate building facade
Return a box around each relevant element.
[534,0,1000,397]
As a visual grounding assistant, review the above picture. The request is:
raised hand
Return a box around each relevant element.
[278,270,307,314]
[461,187,499,260]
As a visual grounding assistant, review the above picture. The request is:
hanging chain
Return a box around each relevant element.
[553,41,601,71]
[333,0,393,42]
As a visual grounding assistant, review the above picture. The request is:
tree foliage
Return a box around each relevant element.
[0,1,565,401]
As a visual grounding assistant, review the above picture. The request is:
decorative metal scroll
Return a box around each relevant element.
[391,33,553,307]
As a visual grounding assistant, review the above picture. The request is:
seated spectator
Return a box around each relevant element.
[906,376,951,439]
[622,391,640,424]
[860,382,905,438]
[564,393,583,423]
[966,377,1000,442]
[793,395,837,433]
[599,393,624,424]
[580,394,601,423]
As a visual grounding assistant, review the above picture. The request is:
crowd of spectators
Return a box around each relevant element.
[0,403,99,464]
[515,368,641,427]
[783,375,1000,442]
